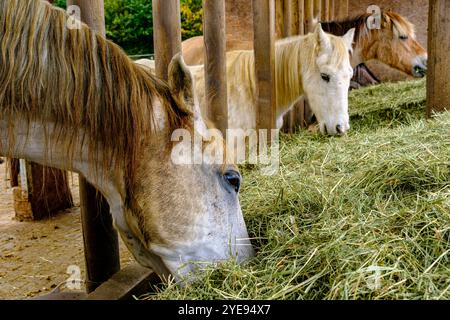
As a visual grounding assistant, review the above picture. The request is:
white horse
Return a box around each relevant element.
[0,0,253,281]
[137,24,355,135]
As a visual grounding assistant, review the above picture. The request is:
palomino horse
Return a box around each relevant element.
[137,24,355,135]
[320,11,428,78]
[0,0,253,281]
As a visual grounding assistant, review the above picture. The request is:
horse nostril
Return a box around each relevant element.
[336,124,342,134]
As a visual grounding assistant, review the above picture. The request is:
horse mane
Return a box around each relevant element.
[321,11,416,46]
[0,0,191,187]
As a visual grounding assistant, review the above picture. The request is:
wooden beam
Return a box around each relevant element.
[32,265,159,300]
[87,264,159,300]
[427,0,450,117]
[67,0,120,293]
[203,0,228,136]
[252,0,277,131]
[152,0,182,81]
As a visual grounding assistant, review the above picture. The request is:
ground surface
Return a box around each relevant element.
[0,164,134,300]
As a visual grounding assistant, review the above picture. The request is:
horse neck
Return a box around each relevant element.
[321,15,370,66]
[274,36,307,115]
[0,117,126,207]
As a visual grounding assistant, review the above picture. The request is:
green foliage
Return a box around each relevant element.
[104,0,153,55]
[180,0,203,40]
[51,0,203,55]
[53,0,66,8]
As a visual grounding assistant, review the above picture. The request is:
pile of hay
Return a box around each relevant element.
[145,79,449,300]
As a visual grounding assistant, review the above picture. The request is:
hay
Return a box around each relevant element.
[143,79,449,300]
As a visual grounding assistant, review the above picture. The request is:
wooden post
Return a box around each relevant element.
[252,0,277,131]
[67,0,120,293]
[427,0,450,116]
[289,0,307,131]
[152,0,182,81]
[203,0,228,136]
[281,0,293,133]
[301,0,315,127]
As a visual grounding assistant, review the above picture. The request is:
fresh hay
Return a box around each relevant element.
[143,79,449,300]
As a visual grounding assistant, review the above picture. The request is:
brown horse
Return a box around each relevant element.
[320,11,427,78]
[0,0,253,281]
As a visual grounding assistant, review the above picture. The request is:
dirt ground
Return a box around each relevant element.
[0,162,134,300]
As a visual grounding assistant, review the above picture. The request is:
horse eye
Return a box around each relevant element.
[223,170,241,193]
[321,73,330,83]
[399,35,408,40]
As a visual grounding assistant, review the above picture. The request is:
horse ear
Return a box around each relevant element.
[314,23,331,54]
[342,28,355,50]
[168,53,195,107]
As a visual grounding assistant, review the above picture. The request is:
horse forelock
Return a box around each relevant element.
[0,0,192,189]
[383,11,416,38]
[274,34,349,108]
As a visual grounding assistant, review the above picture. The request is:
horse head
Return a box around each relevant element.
[302,24,355,136]
[361,11,427,78]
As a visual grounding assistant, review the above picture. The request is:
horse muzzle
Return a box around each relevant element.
[412,57,427,78]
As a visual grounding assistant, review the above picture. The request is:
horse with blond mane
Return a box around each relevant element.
[138,24,355,135]
[0,0,254,281]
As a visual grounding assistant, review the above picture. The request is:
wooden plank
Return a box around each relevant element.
[281,0,295,133]
[427,0,450,116]
[31,264,159,300]
[87,264,159,300]
[301,0,314,128]
[321,0,330,21]
[334,0,349,20]
[252,0,277,131]
[67,0,120,293]
[291,0,306,130]
[313,0,321,20]
[304,0,314,31]
[329,0,335,20]
[203,0,228,136]
[276,0,285,39]
[152,0,182,81]
[298,0,305,34]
